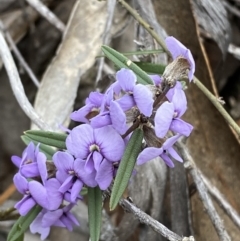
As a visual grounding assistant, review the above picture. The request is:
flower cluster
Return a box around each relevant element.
[12,36,195,240]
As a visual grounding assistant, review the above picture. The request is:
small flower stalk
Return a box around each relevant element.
[10,36,195,240]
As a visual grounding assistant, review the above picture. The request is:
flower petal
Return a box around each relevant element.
[59,175,73,193]
[170,119,193,137]
[90,113,111,129]
[109,101,128,135]
[160,153,174,168]
[116,68,136,92]
[96,159,113,190]
[172,89,187,117]
[154,102,174,138]
[89,91,104,106]
[11,155,21,168]
[137,147,163,165]
[133,84,153,117]
[29,181,48,209]
[70,104,94,123]
[42,209,63,227]
[15,195,36,216]
[168,147,183,162]
[162,134,181,149]
[53,151,74,174]
[20,163,39,178]
[66,124,93,158]
[150,74,162,86]
[70,179,83,202]
[13,173,28,194]
[74,158,97,187]
[94,126,125,161]
[37,152,48,184]
[116,95,135,111]
[93,151,103,171]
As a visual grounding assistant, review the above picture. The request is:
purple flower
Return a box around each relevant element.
[66,124,125,190]
[30,204,79,240]
[71,92,104,123]
[137,134,183,167]
[11,142,41,178]
[165,36,195,81]
[115,68,154,116]
[14,152,63,215]
[53,151,97,202]
[154,88,193,138]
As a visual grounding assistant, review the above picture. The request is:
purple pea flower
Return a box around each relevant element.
[71,92,104,123]
[30,204,79,240]
[66,124,125,190]
[137,134,183,167]
[53,151,97,202]
[165,36,195,81]
[14,152,63,215]
[115,68,154,117]
[11,142,41,178]
[155,87,193,138]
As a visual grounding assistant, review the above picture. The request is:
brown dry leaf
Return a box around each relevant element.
[31,0,108,130]
[153,0,240,240]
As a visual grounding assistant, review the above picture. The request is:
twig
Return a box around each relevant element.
[119,198,195,241]
[0,22,40,88]
[96,0,116,85]
[228,43,240,60]
[200,172,240,230]
[0,207,16,219]
[117,0,171,56]
[176,141,231,241]
[193,76,240,137]
[0,28,52,131]
[25,0,65,32]
[0,183,16,205]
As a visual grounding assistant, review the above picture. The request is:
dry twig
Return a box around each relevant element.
[0,28,52,130]
[176,142,231,241]
[25,0,66,32]
[0,22,40,88]
[119,198,195,241]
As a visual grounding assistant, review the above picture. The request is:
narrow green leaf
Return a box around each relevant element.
[134,62,166,75]
[110,128,143,210]
[7,206,41,241]
[24,130,67,149]
[88,187,102,241]
[15,233,24,241]
[21,135,55,159]
[101,45,153,85]
[80,187,88,196]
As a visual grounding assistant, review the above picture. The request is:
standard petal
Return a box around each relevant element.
[11,155,21,168]
[70,179,83,202]
[66,124,93,158]
[42,209,63,227]
[22,142,36,164]
[96,159,113,190]
[109,101,128,135]
[137,147,163,165]
[20,163,39,178]
[160,153,174,168]
[15,196,36,216]
[53,151,74,174]
[165,36,188,60]
[37,152,47,184]
[116,68,136,92]
[133,84,154,117]
[170,119,193,137]
[13,173,28,194]
[171,89,187,117]
[94,126,125,161]
[154,102,174,138]
[168,147,183,162]
[89,91,104,106]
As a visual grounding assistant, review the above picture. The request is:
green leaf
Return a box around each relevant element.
[21,135,55,159]
[15,233,24,241]
[24,130,67,149]
[101,45,153,85]
[110,128,143,210]
[134,62,166,75]
[7,206,41,241]
[88,187,102,241]
[80,187,88,196]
